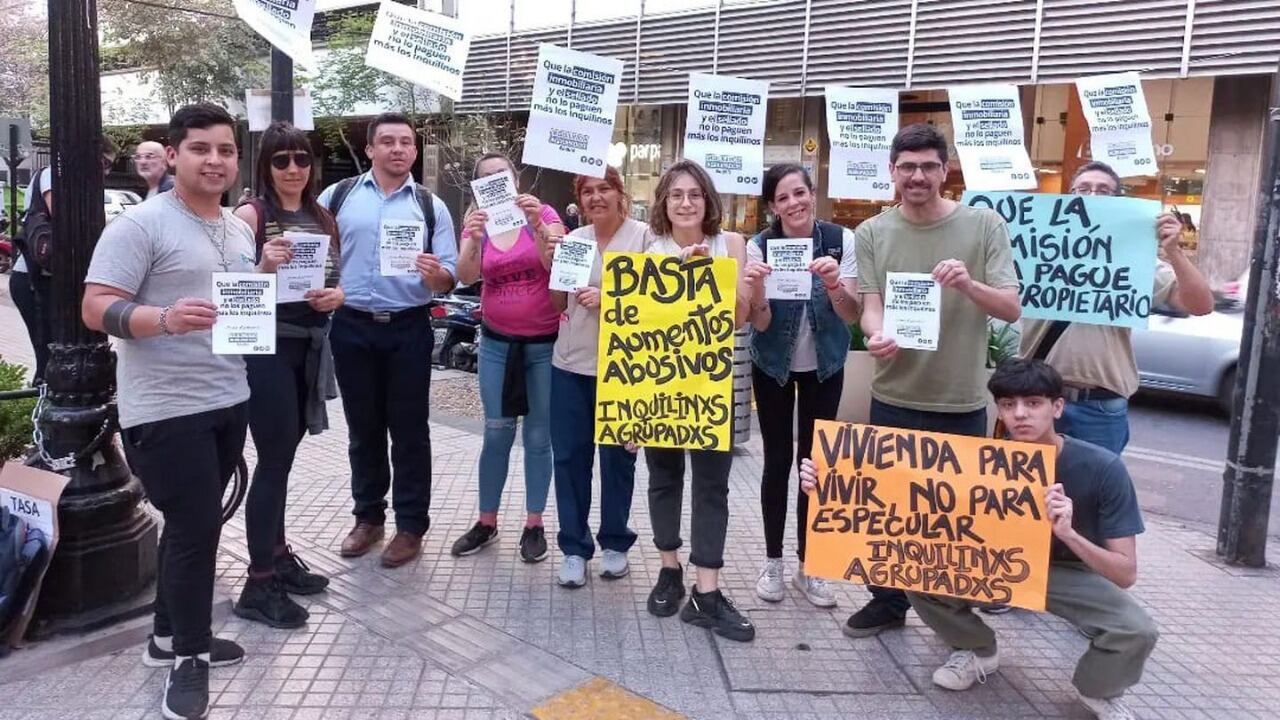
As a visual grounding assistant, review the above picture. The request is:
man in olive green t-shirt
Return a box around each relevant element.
[845,123,1022,639]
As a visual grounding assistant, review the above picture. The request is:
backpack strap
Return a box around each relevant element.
[327,176,359,218]
[413,184,436,254]
[1031,320,1072,362]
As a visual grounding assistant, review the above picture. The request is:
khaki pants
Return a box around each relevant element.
[907,562,1158,699]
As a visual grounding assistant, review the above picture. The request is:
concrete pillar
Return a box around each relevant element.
[1198,74,1273,286]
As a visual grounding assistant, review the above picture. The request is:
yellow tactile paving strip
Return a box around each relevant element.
[531,677,687,720]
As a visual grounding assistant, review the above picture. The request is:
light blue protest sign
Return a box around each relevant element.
[962,191,1160,329]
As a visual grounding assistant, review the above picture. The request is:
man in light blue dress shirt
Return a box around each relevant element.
[319,112,458,568]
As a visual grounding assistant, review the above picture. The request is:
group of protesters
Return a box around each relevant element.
[0,98,1205,720]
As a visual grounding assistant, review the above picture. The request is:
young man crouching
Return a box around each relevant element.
[800,358,1158,720]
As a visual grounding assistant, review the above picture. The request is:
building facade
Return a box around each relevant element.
[453,0,1279,283]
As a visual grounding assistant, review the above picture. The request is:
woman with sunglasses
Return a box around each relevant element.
[231,121,345,629]
[449,153,564,563]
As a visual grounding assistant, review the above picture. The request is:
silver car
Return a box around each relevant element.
[1131,293,1243,414]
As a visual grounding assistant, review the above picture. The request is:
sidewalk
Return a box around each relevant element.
[1,289,1278,719]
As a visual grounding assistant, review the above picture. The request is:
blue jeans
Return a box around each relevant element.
[477,336,554,515]
[1057,397,1130,455]
[550,367,637,559]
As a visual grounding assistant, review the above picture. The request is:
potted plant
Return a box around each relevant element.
[836,323,876,424]
[0,357,35,461]
[984,319,1021,435]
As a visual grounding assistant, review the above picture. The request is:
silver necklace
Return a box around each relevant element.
[171,190,231,271]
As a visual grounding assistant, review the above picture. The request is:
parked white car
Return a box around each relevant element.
[104,189,141,221]
[1131,282,1245,414]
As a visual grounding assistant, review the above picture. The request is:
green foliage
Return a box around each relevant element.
[987,319,1021,369]
[99,0,268,113]
[0,6,49,130]
[849,322,867,351]
[0,358,35,461]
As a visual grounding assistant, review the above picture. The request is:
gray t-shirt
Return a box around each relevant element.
[1053,435,1145,564]
[85,192,257,428]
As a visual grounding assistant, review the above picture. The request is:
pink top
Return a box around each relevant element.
[479,203,562,337]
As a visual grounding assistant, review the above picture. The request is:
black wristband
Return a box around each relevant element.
[103,299,140,339]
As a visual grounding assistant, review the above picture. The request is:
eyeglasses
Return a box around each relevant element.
[667,190,705,205]
[893,161,944,176]
[270,151,313,170]
[132,153,162,162]
[1070,184,1118,196]
[101,157,115,171]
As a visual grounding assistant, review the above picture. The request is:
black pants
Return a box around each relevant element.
[9,270,50,383]
[866,398,988,616]
[646,447,733,569]
[330,308,433,536]
[122,403,248,656]
[752,366,843,562]
[245,338,309,573]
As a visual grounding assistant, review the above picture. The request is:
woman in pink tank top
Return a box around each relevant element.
[452,153,564,564]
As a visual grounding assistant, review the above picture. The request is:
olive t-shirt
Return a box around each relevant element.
[1021,262,1177,397]
[855,204,1019,412]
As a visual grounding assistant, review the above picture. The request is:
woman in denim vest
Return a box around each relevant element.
[744,163,861,608]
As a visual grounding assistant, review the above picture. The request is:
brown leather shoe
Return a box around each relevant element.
[340,522,384,558]
[379,531,422,568]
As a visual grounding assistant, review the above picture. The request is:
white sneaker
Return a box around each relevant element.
[1078,692,1138,720]
[793,564,837,608]
[931,649,1000,691]
[755,558,786,602]
[599,549,629,579]
[558,555,587,588]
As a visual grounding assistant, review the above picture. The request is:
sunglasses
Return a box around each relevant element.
[270,151,313,170]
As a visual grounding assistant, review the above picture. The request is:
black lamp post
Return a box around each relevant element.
[32,0,158,633]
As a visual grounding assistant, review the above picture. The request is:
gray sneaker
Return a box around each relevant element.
[558,555,587,588]
[755,558,786,602]
[793,565,837,608]
[599,549,630,579]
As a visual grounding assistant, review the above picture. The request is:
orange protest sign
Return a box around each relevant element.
[804,421,1055,611]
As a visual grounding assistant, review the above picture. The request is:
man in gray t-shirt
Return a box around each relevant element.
[82,104,277,720]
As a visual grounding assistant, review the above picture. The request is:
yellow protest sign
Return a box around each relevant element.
[595,252,738,451]
[805,421,1055,611]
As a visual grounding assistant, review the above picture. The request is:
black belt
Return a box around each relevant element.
[1063,386,1123,402]
[338,305,430,324]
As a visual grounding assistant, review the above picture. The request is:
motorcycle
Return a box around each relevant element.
[430,290,481,373]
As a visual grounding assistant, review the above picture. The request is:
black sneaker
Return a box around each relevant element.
[646,566,685,618]
[143,636,245,668]
[518,526,548,564]
[680,586,755,642]
[233,576,309,629]
[275,547,329,595]
[843,599,907,639]
[451,522,498,557]
[162,656,210,720]
[980,603,1013,615]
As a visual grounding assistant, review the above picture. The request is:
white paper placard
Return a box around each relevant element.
[883,272,941,351]
[364,0,471,101]
[548,236,596,292]
[245,89,315,132]
[276,232,327,304]
[233,0,316,67]
[1074,72,1158,178]
[379,219,423,276]
[522,44,624,178]
[213,273,277,355]
[683,73,769,196]
[947,84,1037,191]
[470,171,526,237]
[825,86,898,201]
[765,238,812,300]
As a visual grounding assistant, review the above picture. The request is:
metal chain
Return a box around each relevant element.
[30,383,111,473]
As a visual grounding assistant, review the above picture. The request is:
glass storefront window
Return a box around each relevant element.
[611,105,665,221]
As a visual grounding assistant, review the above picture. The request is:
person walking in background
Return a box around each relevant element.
[563,202,580,231]
[231,121,345,629]
[550,166,647,588]
[844,123,1021,638]
[450,152,564,564]
[744,163,861,609]
[640,160,756,641]
[320,112,458,569]
[132,140,174,198]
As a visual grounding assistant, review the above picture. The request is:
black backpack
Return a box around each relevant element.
[15,170,53,275]
[327,176,437,252]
